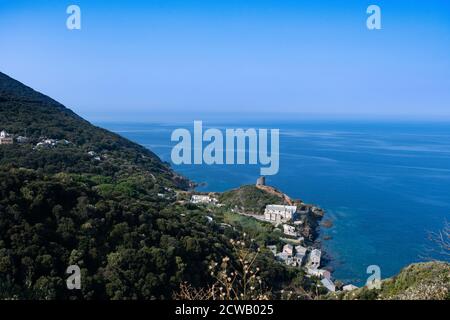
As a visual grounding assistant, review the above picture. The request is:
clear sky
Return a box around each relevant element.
[0,0,449,121]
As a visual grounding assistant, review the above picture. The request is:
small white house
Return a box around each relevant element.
[293,253,305,266]
[190,195,218,205]
[343,284,359,291]
[283,224,298,236]
[35,138,57,148]
[282,244,293,256]
[0,130,13,145]
[307,249,321,269]
[294,245,307,266]
[43,139,56,145]
[295,245,307,256]
[16,136,28,143]
[321,278,336,292]
[307,268,331,279]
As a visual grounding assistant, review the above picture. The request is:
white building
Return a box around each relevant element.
[293,253,305,266]
[44,139,57,145]
[307,268,331,279]
[275,244,307,268]
[16,136,28,143]
[295,245,307,256]
[307,249,321,269]
[190,195,218,205]
[283,224,298,237]
[36,138,57,148]
[294,245,307,266]
[286,256,294,266]
[0,130,13,145]
[343,284,359,291]
[282,244,293,256]
[264,205,297,222]
[321,278,336,292]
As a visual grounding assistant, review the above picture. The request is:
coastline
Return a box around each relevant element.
[188,180,334,285]
[98,120,450,294]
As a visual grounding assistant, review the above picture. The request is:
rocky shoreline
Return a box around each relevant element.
[186,179,338,285]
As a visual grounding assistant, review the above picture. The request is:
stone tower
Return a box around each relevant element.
[256,176,266,186]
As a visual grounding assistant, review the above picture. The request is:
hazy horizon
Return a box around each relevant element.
[85,110,450,124]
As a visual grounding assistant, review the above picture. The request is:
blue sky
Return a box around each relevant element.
[0,0,449,121]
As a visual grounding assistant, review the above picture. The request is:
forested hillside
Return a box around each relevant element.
[0,72,251,299]
[0,72,187,187]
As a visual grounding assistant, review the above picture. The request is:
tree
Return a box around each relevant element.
[430,221,450,257]
[423,220,450,261]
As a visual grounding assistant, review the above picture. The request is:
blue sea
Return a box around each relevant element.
[97,119,450,285]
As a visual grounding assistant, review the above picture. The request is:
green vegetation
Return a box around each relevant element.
[329,262,450,300]
[219,185,286,214]
[220,211,282,245]
[0,167,236,299]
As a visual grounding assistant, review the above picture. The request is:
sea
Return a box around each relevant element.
[96,119,450,285]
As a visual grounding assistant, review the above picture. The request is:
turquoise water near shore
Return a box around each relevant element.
[97,120,450,285]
